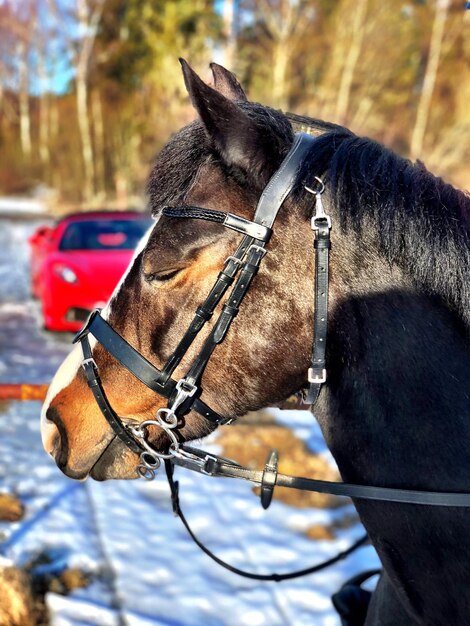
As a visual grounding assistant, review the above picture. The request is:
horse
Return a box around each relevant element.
[41,60,470,625]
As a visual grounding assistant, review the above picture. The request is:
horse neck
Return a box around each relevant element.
[315,227,470,623]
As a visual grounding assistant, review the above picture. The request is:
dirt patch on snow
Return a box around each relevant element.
[0,493,25,522]
[214,423,346,510]
[0,563,36,626]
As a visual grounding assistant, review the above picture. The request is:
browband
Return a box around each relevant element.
[162,206,272,241]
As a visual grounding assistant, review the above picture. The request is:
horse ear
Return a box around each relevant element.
[180,58,274,181]
[209,63,247,102]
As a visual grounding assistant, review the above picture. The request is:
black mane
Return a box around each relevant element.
[295,119,470,330]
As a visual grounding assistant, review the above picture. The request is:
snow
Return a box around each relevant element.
[0,197,47,215]
[0,215,380,625]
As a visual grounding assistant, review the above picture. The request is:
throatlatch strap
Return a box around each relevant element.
[306,219,331,404]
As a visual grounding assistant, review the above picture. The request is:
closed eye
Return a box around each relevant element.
[144,268,183,283]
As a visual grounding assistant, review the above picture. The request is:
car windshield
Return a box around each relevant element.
[59,218,151,251]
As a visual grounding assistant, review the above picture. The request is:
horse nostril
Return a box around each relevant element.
[45,406,57,423]
[50,429,62,459]
[42,406,69,469]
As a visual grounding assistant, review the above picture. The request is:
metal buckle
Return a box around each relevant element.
[170,378,198,413]
[200,454,218,475]
[305,176,332,231]
[171,447,218,475]
[308,367,327,384]
[224,255,244,266]
[175,378,197,396]
[311,215,332,230]
[247,244,267,258]
[73,308,101,344]
[82,357,98,373]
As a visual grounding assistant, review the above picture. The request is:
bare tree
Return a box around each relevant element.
[410,0,450,160]
[335,0,368,124]
[10,5,36,161]
[91,88,105,197]
[246,0,314,110]
[37,38,51,169]
[17,38,32,159]
[76,0,105,201]
[36,0,64,174]
[221,0,237,70]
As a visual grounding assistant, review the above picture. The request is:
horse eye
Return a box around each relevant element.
[144,268,182,283]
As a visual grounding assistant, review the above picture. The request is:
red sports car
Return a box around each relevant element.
[29,211,152,331]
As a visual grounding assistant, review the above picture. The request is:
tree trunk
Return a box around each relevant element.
[410,0,450,161]
[270,0,295,110]
[91,89,106,198]
[222,0,236,70]
[76,59,94,201]
[75,0,105,202]
[38,45,51,172]
[17,40,32,160]
[335,0,368,124]
[272,35,290,110]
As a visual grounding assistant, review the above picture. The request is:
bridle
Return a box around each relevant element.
[75,132,329,474]
[73,131,470,582]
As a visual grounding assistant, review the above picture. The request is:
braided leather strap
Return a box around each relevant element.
[162,206,226,223]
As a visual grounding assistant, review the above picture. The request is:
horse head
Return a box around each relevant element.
[41,59,470,626]
[41,61,320,480]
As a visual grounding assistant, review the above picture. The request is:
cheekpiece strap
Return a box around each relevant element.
[253,132,315,228]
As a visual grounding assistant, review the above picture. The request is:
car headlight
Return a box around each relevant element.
[53,264,78,284]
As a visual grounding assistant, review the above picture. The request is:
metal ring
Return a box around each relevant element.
[141,434,178,460]
[168,442,180,457]
[130,419,159,439]
[136,465,156,480]
[156,408,178,429]
[305,176,325,196]
[128,424,145,439]
[136,420,179,459]
[140,451,162,470]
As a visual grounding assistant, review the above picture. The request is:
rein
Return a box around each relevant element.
[74,132,470,581]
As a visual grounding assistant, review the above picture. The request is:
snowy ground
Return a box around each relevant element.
[0,215,380,626]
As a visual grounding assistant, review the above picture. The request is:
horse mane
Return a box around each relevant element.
[290,115,470,331]
[148,104,469,330]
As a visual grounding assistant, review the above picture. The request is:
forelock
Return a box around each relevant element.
[147,120,210,217]
[147,102,294,218]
